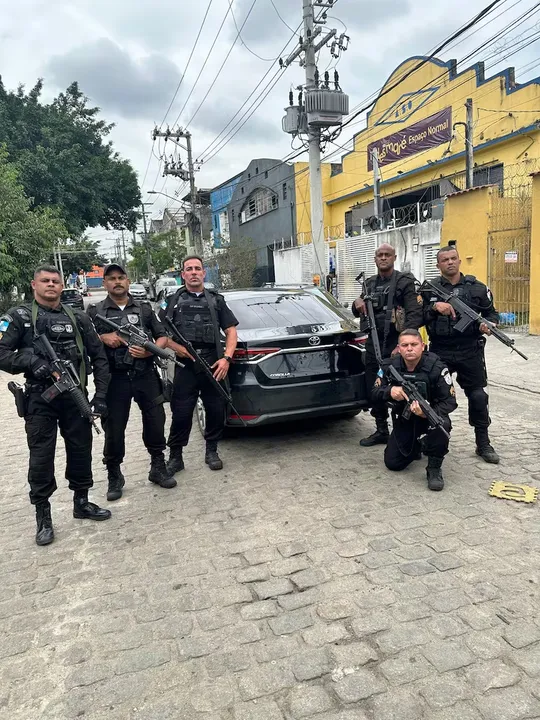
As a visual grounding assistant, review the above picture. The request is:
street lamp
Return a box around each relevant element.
[147,190,186,205]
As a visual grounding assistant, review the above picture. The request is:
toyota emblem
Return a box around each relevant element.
[308,336,321,346]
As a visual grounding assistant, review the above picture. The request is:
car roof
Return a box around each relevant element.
[222,288,320,300]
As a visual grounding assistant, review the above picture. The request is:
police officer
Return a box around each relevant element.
[87,264,174,499]
[0,265,111,546]
[373,329,457,491]
[159,255,238,473]
[424,246,500,464]
[353,244,424,446]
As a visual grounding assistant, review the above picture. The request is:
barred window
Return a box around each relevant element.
[240,187,279,224]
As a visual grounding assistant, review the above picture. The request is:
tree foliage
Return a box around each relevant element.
[0,79,141,236]
[216,239,258,289]
[0,148,66,309]
[129,230,187,279]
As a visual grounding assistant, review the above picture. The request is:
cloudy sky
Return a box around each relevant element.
[1,0,538,252]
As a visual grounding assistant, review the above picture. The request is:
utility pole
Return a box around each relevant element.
[141,203,153,287]
[120,228,127,268]
[465,98,474,189]
[152,127,203,256]
[281,0,349,288]
[304,0,325,285]
[372,148,382,229]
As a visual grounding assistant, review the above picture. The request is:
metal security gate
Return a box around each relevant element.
[487,162,534,333]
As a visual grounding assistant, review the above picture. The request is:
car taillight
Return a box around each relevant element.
[347,336,367,346]
[229,413,259,421]
[233,347,281,362]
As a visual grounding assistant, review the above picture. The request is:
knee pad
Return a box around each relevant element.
[466,387,489,410]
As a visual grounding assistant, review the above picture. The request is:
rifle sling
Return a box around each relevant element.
[381,271,398,357]
[32,300,86,388]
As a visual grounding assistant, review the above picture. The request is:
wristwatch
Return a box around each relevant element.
[223,354,232,363]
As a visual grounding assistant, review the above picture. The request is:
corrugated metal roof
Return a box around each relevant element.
[447,184,496,197]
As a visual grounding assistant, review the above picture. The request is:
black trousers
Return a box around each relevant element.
[102,370,166,466]
[168,365,225,450]
[384,415,451,472]
[24,391,93,505]
[431,343,490,430]
[365,342,392,422]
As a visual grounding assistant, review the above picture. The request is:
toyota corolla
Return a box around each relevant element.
[191,287,369,431]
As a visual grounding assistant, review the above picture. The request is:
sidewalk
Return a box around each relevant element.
[485,332,540,394]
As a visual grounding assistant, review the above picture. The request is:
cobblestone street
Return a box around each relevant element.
[1,336,540,720]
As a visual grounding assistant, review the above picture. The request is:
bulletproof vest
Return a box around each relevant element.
[172,292,216,347]
[35,307,81,366]
[95,301,151,372]
[367,275,394,334]
[428,276,478,339]
[394,354,438,403]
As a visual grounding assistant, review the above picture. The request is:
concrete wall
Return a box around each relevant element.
[530,175,540,335]
[229,159,297,284]
[441,186,493,283]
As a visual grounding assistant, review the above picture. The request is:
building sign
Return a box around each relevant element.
[504,251,518,263]
[368,107,452,170]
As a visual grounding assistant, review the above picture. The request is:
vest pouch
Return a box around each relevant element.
[202,324,215,344]
[434,315,452,336]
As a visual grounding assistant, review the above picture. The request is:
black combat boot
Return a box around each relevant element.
[106,464,125,501]
[149,454,177,489]
[426,457,445,492]
[359,418,389,447]
[166,449,185,477]
[35,501,55,546]
[475,428,500,464]
[73,490,112,521]
[205,444,223,471]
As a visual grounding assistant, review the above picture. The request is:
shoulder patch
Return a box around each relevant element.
[0,319,11,333]
[16,307,30,318]
[441,367,453,385]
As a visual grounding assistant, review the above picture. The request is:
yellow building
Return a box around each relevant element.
[295,55,540,328]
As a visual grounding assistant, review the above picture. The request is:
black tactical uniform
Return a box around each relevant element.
[373,351,457,490]
[88,295,173,498]
[159,287,238,472]
[353,269,424,445]
[0,301,111,543]
[424,274,499,463]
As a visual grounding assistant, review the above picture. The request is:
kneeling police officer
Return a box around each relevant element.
[373,329,457,491]
[88,264,175,498]
[0,265,111,545]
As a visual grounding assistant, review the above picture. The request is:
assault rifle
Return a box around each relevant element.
[356,273,450,439]
[422,280,528,361]
[96,314,185,369]
[36,334,100,434]
[386,364,451,440]
[163,316,247,427]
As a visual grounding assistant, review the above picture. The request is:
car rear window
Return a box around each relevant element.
[227,294,342,330]
[62,290,79,298]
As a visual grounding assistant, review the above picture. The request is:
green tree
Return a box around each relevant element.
[0,79,140,236]
[0,148,67,310]
[129,230,187,278]
[217,239,258,289]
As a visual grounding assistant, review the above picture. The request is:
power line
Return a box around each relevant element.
[338,0,505,134]
[184,0,260,130]
[170,0,235,130]
[159,0,216,130]
[269,0,296,33]
[230,0,277,61]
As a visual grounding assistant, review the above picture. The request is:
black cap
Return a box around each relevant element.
[103,263,127,277]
